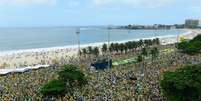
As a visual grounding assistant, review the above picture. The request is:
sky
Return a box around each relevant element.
[0,0,201,27]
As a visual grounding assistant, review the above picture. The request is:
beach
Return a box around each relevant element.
[0,29,201,100]
[0,29,200,71]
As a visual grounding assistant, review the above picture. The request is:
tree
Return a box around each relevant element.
[40,64,88,99]
[185,41,201,55]
[114,43,119,53]
[124,43,129,53]
[81,48,87,57]
[137,55,143,62]
[153,38,160,45]
[128,24,132,29]
[102,44,107,54]
[144,39,150,46]
[119,43,125,53]
[156,38,160,45]
[127,41,133,51]
[87,46,93,54]
[177,41,188,50]
[160,64,201,101]
[40,80,66,97]
[131,41,137,51]
[137,54,144,75]
[58,64,88,95]
[93,47,99,56]
[150,47,159,61]
[191,34,201,42]
[138,40,144,48]
[141,47,148,57]
[176,35,201,55]
[177,40,201,55]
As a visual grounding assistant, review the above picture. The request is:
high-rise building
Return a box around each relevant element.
[185,19,201,28]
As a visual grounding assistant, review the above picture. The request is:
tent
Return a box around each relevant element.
[91,58,112,70]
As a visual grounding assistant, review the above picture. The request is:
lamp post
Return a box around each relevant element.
[76,28,80,63]
[107,26,112,69]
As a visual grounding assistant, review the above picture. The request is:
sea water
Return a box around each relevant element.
[0,27,186,52]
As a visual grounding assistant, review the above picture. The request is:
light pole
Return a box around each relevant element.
[154,33,158,47]
[107,26,111,69]
[76,28,81,63]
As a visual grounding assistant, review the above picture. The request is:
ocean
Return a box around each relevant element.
[0,27,186,52]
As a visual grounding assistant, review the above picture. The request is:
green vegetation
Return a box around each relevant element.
[177,35,201,55]
[80,38,160,56]
[141,47,148,57]
[81,48,87,55]
[58,65,88,92]
[150,47,159,61]
[40,80,66,97]
[102,43,107,53]
[137,55,143,62]
[113,47,159,66]
[160,64,201,101]
[87,46,93,54]
[40,64,87,97]
[92,47,99,57]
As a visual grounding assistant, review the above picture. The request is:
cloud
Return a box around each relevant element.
[0,0,168,8]
[0,0,57,6]
[91,0,174,8]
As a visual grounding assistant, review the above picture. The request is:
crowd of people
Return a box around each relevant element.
[0,48,77,69]
[0,44,201,101]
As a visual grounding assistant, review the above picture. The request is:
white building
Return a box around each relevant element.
[185,19,201,28]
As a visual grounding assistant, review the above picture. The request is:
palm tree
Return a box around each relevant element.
[132,41,137,51]
[144,39,149,46]
[124,43,128,53]
[137,55,143,62]
[140,47,148,77]
[150,47,159,62]
[110,43,114,53]
[102,44,107,54]
[137,54,144,75]
[93,47,99,57]
[114,43,119,53]
[153,38,160,45]
[125,42,132,52]
[147,39,152,46]
[119,43,125,53]
[138,40,144,48]
[87,46,92,54]
[81,48,87,58]
[126,41,132,52]
[141,47,148,57]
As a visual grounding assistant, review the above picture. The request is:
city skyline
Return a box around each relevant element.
[0,0,201,27]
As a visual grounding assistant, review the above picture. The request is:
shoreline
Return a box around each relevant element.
[0,30,190,56]
[0,29,200,73]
